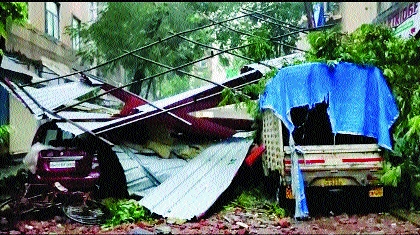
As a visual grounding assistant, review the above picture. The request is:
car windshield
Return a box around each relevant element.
[43,128,76,147]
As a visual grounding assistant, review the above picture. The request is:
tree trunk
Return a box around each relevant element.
[304,2,315,29]
[129,69,144,95]
[145,77,153,99]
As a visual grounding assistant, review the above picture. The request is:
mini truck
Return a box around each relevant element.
[259,62,400,210]
[262,108,384,198]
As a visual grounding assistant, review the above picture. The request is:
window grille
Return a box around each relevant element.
[45,2,60,40]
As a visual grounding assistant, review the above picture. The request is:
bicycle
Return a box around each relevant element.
[0,179,109,226]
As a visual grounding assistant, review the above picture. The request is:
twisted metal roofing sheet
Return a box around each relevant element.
[25,82,96,111]
[139,135,253,220]
[113,145,188,197]
[0,80,44,118]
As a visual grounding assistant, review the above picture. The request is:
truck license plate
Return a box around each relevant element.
[321,178,345,187]
[369,187,383,197]
[286,185,294,199]
[50,161,76,169]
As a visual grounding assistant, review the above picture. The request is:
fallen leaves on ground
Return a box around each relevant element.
[2,207,420,234]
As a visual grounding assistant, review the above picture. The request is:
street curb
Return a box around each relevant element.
[390,209,420,227]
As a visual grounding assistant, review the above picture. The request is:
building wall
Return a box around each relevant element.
[4,2,92,156]
[295,2,402,52]
[8,95,39,155]
[27,2,89,50]
[7,2,91,69]
[338,2,419,38]
[373,2,420,39]
[339,2,378,33]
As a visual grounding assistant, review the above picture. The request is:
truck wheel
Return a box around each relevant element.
[276,186,295,216]
[367,186,390,213]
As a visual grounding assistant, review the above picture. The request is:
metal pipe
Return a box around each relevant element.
[241,8,307,31]
[93,74,263,134]
[124,50,234,92]
[3,77,114,146]
[21,12,256,87]
[65,72,192,126]
[53,44,252,113]
[270,23,338,41]
[208,19,306,55]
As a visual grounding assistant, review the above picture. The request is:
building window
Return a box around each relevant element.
[89,2,98,22]
[71,17,81,50]
[45,2,60,40]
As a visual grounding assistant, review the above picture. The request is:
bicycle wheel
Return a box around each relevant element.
[0,196,36,217]
[62,199,110,225]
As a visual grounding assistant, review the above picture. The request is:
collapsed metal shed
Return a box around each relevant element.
[0,6,322,219]
[0,51,304,219]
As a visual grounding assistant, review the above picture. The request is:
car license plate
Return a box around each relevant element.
[369,187,383,197]
[50,161,76,169]
[320,177,345,187]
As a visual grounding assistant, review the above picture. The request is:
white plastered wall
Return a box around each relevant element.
[9,95,39,155]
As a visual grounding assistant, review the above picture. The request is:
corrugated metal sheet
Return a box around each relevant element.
[113,145,188,197]
[1,80,98,120]
[0,81,45,118]
[244,52,305,75]
[55,121,111,136]
[139,135,253,220]
[25,82,96,111]
[56,111,113,119]
[1,56,42,82]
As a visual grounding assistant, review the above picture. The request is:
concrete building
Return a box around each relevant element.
[6,2,99,80]
[297,2,419,51]
[2,2,98,155]
[373,2,420,39]
[339,2,378,33]
[329,2,419,38]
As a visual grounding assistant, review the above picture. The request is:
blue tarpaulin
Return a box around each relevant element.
[259,62,399,150]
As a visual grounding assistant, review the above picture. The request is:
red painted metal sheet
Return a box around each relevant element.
[91,69,262,138]
[245,144,265,166]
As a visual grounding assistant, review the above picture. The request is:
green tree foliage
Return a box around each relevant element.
[70,2,217,100]
[214,3,306,143]
[0,124,10,146]
[210,2,305,70]
[0,124,10,159]
[101,198,154,229]
[70,2,305,100]
[0,2,27,56]
[212,2,305,110]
